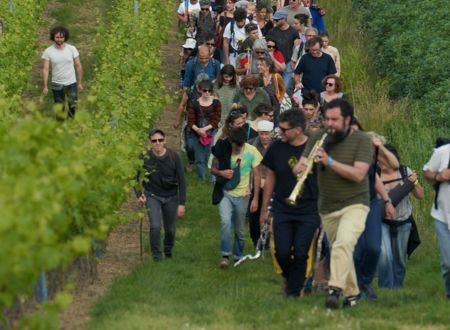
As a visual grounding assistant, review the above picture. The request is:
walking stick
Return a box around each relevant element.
[139,209,144,261]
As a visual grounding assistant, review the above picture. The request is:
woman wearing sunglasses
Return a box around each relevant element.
[266,37,286,74]
[233,75,272,120]
[319,74,345,110]
[136,128,186,262]
[187,79,222,181]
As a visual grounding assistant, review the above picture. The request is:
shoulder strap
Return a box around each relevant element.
[435,150,450,209]
[399,165,408,178]
[189,56,198,87]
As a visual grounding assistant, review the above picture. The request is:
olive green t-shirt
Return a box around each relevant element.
[304,129,373,213]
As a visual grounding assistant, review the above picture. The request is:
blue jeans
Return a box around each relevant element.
[434,220,450,296]
[192,134,213,181]
[52,82,78,118]
[378,221,411,288]
[282,64,293,93]
[145,193,178,260]
[219,194,250,259]
[354,198,382,287]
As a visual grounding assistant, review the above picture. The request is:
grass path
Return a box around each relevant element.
[82,1,450,329]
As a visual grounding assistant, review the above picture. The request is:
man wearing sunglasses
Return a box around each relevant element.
[260,109,320,298]
[135,128,186,262]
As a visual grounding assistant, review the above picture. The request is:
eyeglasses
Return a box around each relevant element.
[306,34,315,38]
[151,138,164,143]
[273,19,280,22]
[262,112,274,118]
[279,126,294,133]
[325,82,334,87]
[244,87,255,91]
[205,42,215,47]
[267,45,276,49]
[255,51,265,55]
[202,89,212,93]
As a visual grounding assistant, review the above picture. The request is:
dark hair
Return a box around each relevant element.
[350,116,364,131]
[384,144,400,162]
[149,128,165,137]
[197,29,216,45]
[239,37,254,54]
[253,103,273,117]
[223,107,245,137]
[240,75,259,88]
[198,79,214,91]
[279,109,306,132]
[265,37,278,50]
[306,36,322,49]
[256,1,271,12]
[321,74,343,93]
[229,127,247,146]
[245,23,258,34]
[217,64,237,88]
[294,13,309,25]
[50,26,69,41]
[233,7,247,21]
[302,91,319,107]
[319,31,330,39]
[323,98,354,119]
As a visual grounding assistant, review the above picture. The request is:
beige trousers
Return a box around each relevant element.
[321,204,369,297]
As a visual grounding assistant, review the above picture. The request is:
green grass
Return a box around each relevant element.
[88,175,449,330]
[87,1,449,329]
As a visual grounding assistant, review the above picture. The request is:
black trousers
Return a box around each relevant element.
[273,212,320,296]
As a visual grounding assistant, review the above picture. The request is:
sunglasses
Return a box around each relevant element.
[279,126,294,133]
[325,82,335,87]
[151,138,164,143]
[205,42,215,46]
[230,109,243,117]
[262,112,274,118]
[255,51,265,55]
[201,8,210,11]
[244,87,255,91]
[202,89,212,93]
[267,45,276,49]
[273,19,280,22]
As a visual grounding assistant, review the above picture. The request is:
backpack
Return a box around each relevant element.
[228,19,239,54]
[433,137,450,209]
[187,57,220,101]
[196,12,215,42]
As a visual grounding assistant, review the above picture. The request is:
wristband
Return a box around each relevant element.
[327,156,334,167]
[413,179,419,186]
[384,199,391,204]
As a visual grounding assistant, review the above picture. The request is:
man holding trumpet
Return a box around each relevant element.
[260,109,320,298]
[293,99,373,309]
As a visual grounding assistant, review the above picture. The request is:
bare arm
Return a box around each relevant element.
[42,59,49,95]
[424,169,450,183]
[260,168,275,225]
[223,38,230,65]
[375,173,395,219]
[74,57,83,91]
[250,166,261,213]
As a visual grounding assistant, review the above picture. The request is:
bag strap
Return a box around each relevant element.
[434,152,450,209]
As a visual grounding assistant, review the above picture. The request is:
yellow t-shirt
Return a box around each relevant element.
[226,143,262,197]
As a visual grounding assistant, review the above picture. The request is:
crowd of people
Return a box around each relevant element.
[132,0,450,310]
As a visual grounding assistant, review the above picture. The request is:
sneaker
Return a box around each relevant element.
[325,288,341,309]
[360,283,378,302]
[343,295,359,308]
[186,164,194,173]
[219,257,230,269]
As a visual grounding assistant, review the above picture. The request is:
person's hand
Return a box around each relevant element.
[221,169,234,179]
[250,197,258,213]
[177,205,185,218]
[197,127,208,137]
[295,82,303,90]
[43,87,48,96]
[138,194,146,204]
[293,157,308,175]
[371,136,383,148]
[78,83,84,92]
[384,202,395,220]
[408,171,418,183]
[173,117,181,129]
[438,169,450,181]
[315,147,330,166]
[259,208,269,226]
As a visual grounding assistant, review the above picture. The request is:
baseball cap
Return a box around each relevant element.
[256,120,274,132]
[272,11,288,20]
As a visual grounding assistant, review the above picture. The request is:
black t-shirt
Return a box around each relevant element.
[294,52,337,93]
[262,139,318,214]
[266,26,299,63]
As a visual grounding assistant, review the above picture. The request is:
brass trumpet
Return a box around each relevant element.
[286,133,328,206]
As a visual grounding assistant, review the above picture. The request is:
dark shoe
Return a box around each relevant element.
[343,295,359,308]
[325,287,341,309]
[153,256,162,262]
[165,253,172,258]
[360,283,378,302]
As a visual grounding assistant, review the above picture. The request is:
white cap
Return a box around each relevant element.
[257,120,274,132]
[182,38,196,49]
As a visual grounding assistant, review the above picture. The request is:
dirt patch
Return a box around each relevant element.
[59,12,184,330]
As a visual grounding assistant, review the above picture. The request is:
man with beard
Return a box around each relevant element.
[260,109,320,298]
[294,99,373,308]
[42,26,83,118]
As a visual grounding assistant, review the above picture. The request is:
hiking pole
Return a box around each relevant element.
[234,223,269,267]
[139,208,144,261]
